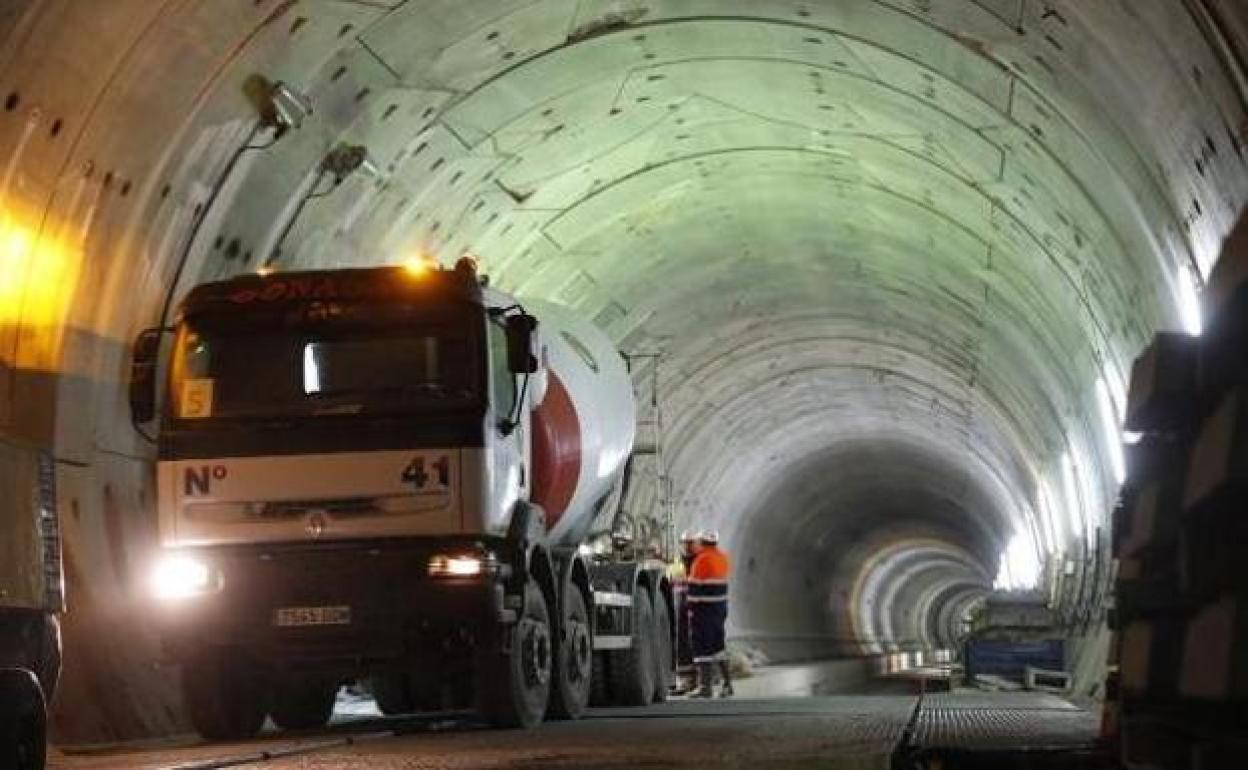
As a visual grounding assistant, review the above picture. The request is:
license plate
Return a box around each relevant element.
[274,605,351,627]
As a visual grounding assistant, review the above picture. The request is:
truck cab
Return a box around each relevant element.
[132,259,671,739]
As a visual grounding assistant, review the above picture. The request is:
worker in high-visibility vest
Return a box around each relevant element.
[666,530,698,693]
[687,530,732,698]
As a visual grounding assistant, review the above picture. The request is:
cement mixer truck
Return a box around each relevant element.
[128,259,674,739]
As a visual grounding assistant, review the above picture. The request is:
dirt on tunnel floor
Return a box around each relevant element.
[50,697,919,770]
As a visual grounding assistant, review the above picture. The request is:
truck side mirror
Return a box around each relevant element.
[505,314,538,374]
[129,329,163,423]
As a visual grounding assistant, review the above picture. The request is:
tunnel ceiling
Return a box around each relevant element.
[4,0,1248,685]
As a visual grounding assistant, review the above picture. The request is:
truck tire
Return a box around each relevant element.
[0,668,46,770]
[34,616,60,703]
[269,677,336,730]
[548,586,592,720]
[607,585,656,706]
[182,650,268,741]
[476,580,552,728]
[651,591,673,703]
[0,614,60,703]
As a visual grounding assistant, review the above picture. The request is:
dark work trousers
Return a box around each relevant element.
[690,601,728,663]
[675,590,694,670]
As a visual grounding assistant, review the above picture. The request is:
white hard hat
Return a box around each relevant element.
[679,529,697,542]
[697,529,720,544]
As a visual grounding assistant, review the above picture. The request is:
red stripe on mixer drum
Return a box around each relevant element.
[531,370,582,527]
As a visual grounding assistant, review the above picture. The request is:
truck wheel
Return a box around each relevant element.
[607,585,656,706]
[11,709,44,770]
[548,586,591,720]
[34,616,61,703]
[0,669,46,770]
[476,580,551,728]
[651,592,673,703]
[369,673,414,716]
[0,707,45,770]
[270,677,336,730]
[182,651,267,741]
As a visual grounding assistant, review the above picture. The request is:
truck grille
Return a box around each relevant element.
[258,497,379,519]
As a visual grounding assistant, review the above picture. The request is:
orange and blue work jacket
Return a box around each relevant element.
[687,546,730,605]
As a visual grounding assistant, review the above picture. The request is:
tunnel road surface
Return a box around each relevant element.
[52,696,921,770]
[49,689,1104,770]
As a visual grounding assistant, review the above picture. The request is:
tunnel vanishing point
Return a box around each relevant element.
[1,0,1247,744]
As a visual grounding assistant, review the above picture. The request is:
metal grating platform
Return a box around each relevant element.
[911,691,1101,751]
[593,694,920,759]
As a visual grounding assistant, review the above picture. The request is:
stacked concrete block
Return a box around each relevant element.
[1114,215,1248,768]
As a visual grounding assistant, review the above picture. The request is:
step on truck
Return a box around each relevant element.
[129,258,674,739]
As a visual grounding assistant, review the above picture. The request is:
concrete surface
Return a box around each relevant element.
[51,697,919,770]
[47,685,1102,770]
[44,659,1107,770]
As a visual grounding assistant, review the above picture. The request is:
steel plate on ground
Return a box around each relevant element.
[912,691,1100,751]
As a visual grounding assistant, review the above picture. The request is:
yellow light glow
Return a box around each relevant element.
[256,265,275,277]
[427,553,491,578]
[0,203,82,356]
[150,552,214,600]
[402,254,438,277]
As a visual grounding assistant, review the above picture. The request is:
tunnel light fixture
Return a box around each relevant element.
[269,82,313,133]
[1035,477,1061,554]
[993,532,1041,591]
[0,205,81,327]
[1105,370,1128,421]
[1177,263,1203,336]
[321,143,381,185]
[1095,378,1126,485]
[1060,451,1084,544]
[359,154,382,180]
[250,77,312,137]
[1099,371,1143,447]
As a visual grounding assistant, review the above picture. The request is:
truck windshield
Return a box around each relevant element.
[168,322,479,422]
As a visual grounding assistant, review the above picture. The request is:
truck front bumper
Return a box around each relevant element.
[152,538,513,674]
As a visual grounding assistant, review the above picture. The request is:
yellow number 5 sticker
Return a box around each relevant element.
[181,378,214,419]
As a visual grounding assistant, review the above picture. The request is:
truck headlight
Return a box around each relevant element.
[151,553,217,600]
[428,552,497,578]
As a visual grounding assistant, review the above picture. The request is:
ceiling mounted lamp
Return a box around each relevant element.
[264,143,384,266]
[321,143,382,185]
[155,77,312,330]
[258,80,313,137]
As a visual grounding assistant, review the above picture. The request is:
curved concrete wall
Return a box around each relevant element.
[1,0,1246,742]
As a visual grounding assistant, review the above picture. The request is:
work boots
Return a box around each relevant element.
[718,659,734,698]
[690,663,715,698]
[671,668,696,696]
